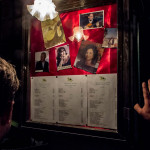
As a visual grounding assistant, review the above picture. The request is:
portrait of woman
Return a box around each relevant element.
[75,44,98,74]
[56,45,71,71]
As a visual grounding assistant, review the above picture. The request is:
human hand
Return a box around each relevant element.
[59,57,64,67]
[63,54,69,64]
[134,79,150,120]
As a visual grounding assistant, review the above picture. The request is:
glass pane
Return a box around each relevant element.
[26,1,118,133]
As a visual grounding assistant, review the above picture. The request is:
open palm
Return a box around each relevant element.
[134,80,150,120]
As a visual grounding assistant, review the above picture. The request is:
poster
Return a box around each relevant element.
[41,15,66,49]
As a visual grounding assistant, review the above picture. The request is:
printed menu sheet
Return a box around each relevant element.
[56,75,87,125]
[87,74,117,129]
[30,74,117,129]
[30,76,57,123]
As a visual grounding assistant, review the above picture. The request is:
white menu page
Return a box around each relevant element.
[87,74,117,129]
[30,76,57,123]
[56,75,87,125]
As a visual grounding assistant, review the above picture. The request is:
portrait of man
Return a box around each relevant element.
[55,44,71,71]
[35,51,49,72]
[80,11,104,30]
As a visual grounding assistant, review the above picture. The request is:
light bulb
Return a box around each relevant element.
[68,26,89,42]
[75,32,82,42]
[27,0,58,21]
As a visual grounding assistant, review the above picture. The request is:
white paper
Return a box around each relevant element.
[30,74,117,130]
[30,76,57,123]
[55,75,87,125]
[87,74,117,129]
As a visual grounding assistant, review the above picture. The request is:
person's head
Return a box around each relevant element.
[83,44,98,65]
[57,47,66,57]
[0,57,19,140]
[40,52,46,62]
[88,13,94,21]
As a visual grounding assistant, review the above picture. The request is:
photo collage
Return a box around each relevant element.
[31,4,117,76]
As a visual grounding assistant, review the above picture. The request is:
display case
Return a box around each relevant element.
[20,0,140,144]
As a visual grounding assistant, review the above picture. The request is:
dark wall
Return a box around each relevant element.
[0,0,23,123]
[136,1,150,150]
[0,0,22,61]
[138,0,150,82]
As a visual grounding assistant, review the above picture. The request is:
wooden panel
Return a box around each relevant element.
[53,0,116,12]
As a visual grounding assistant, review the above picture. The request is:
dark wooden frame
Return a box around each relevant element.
[20,0,141,145]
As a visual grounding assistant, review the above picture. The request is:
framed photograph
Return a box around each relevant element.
[74,41,104,74]
[23,1,131,141]
[55,44,72,71]
[102,28,118,48]
[80,10,104,30]
[35,51,49,72]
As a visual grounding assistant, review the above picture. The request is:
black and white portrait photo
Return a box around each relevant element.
[35,51,49,72]
[55,44,71,71]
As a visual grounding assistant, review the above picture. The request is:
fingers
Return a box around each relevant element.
[148,79,150,93]
[134,103,142,115]
[142,82,149,101]
[134,80,150,120]
[142,81,150,109]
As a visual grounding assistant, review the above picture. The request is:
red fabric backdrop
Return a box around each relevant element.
[30,4,117,77]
